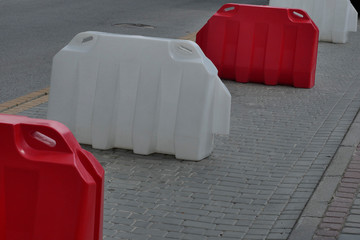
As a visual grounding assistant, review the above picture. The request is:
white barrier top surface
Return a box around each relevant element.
[270,0,358,43]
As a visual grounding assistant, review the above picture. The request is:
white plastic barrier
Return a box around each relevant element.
[47,31,231,161]
[269,0,358,43]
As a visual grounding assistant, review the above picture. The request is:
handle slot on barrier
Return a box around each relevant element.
[32,131,57,148]
[177,45,193,54]
[82,36,94,44]
[224,6,235,12]
[292,11,304,18]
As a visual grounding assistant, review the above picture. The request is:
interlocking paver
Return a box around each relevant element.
[346,215,360,223]
[338,234,360,240]
[342,227,360,234]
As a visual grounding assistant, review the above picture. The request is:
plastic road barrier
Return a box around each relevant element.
[0,114,104,240]
[47,31,231,161]
[350,0,360,13]
[270,0,358,43]
[196,4,319,88]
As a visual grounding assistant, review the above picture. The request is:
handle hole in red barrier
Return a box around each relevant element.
[32,131,57,148]
[224,6,235,12]
[292,11,304,18]
[82,36,93,43]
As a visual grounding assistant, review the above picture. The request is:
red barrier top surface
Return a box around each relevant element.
[196,4,319,88]
[0,114,104,240]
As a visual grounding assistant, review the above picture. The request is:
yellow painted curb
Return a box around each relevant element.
[1,95,49,115]
[0,88,49,114]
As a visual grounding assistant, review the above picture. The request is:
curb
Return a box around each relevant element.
[288,109,360,240]
[0,88,49,115]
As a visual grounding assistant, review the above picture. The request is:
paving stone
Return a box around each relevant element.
[182,233,207,240]
[353,199,360,205]
[316,229,339,237]
[194,216,214,224]
[350,209,360,215]
[165,212,199,221]
[342,178,360,184]
[344,222,360,228]
[335,192,355,199]
[340,182,359,189]
[235,219,253,227]
[111,217,135,225]
[319,223,343,231]
[267,232,289,240]
[181,226,206,235]
[242,234,267,240]
[346,215,360,223]
[208,237,241,240]
[103,229,117,237]
[247,228,270,235]
[131,227,167,237]
[342,227,360,234]
[338,234,360,240]
[323,217,346,224]
[278,214,299,220]
[273,219,297,229]
[208,211,225,218]
[203,229,224,237]
[330,201,353,208]
[215,224,248,232]
[175,207,209,216]
[132,220,151,228]
[325,211,348,218]
[182,220,216,230]
[214,218,237,225]
[344,172,360,179]
[334,197,354,204]
[128,213,152,222]
[313,236,336,240]
[151,223,183,232]
[284,202,307,211]
[165,232,184,239]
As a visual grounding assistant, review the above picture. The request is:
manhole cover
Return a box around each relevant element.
[112,23,155,29]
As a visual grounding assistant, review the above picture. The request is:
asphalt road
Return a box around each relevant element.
[0,0,268,103]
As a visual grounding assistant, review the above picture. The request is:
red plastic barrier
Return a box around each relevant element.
[196,4,319,88]
[0,114,104,240]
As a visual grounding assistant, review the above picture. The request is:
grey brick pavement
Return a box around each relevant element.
[19,25,360,240]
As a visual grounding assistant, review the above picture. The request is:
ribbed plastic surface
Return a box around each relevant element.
[270,0,358,43]
[196,4,319,88]
[47,32,231,161]
[0,114,104,240]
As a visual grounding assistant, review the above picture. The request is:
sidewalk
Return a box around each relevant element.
[2,23,360,240]
[290,113,360,240]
